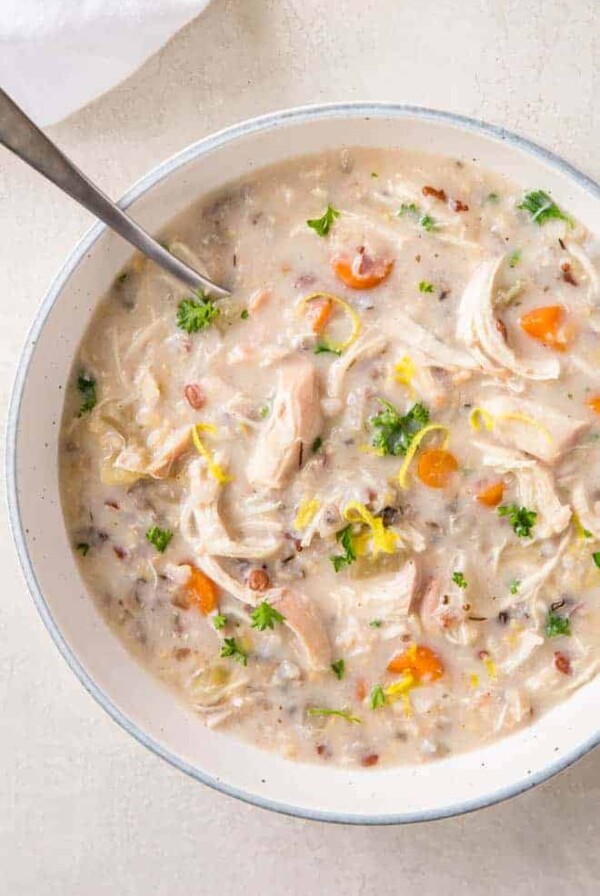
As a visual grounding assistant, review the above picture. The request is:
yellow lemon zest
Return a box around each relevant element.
[343,501,398,557]
[294,498,321,530]
[397,424,450,489]
[301,291,361,352]
[384,671,416,701]
[483,657,498,680]
[353,531,371,557]
[359,442,385,456]
[496,412,553,446]
[393,355,417,397]
[469,407,495,432]
[191,424,232,484]
[469,673,480,689]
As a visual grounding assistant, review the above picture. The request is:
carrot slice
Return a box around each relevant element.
[331,252,393,290]
[417,448,459,488]
[586,396,600,415]
[476,480,504,507]
[519,305,568,351]
[184,566,218,615]
[308,298,334,334]
[387,644,444,683]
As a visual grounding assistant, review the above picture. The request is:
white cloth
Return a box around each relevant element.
[0,0,210,125]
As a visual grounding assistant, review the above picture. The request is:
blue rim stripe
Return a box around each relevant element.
[6,102,600,825]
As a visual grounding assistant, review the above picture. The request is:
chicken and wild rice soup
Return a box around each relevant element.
[60,148,600,768]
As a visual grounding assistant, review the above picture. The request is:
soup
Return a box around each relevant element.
[59,148,600,768]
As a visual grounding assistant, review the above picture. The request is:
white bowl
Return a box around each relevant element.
[8,103,600,824]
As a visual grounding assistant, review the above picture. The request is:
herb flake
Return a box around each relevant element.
[220,637,248,665]
[518,191,573,227]
[250,601,285,631]
[77,373,97,416]
[307,707,361,723]
[369,684,386,710]
[452,571,468,589]
[213,614,227,631]
[370,399,429,456]
[330,524,357,572]
[419,280,434,293]
[145,526,173,553]
[176,290,219,334]
[306,204,340,237]
[331,659,345,680]
[498,504,537,538]
[545,610,571,638]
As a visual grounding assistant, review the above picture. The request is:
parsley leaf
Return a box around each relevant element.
[250,601,285,631]
[76,542,90,556]
[314,341,342,356]
[509,579,520,595]
[398,202,420,218]
[308,707,362,723]
[452,571,468,589]
[593,552,600,569]
[330,524,357,572]
[419,280,434,293]
[306,204,340,237]
[498,504,537,538]
[240,309,249,320]
[311,436,323,454]
[77,372,97,416]
[517,191,573,227]
[145,526,173,553]
[370,399,429,456]
[369,684,386,710]
[331,659,345,680]
[369,619,383,628]
[220,637,248,665]
[213,614,227,631]
[259,405,270,419]
[545,610,571,638]
[420,214,438,232]
[508,249,521,267]
[176,290,219,334]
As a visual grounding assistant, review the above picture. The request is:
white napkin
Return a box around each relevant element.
[0,0,210,125]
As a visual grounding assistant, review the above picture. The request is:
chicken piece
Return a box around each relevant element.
[360,560,421,618]
[247,358,322,489]
[271,589,331,671]
[327,332,388,400]
[394,311,481,370]
[572,480,600,539]
[181,459,282,558]
[480,395,588,463]
[457,257,560,380]
[476,441,571,539]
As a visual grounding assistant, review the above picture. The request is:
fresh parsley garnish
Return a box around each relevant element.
[259,405,270,419]
[419,280,434,293]
[307,707,361,723]
[498,504,537,538]
[420,214,438,232]
[76,542,90,556]
[331,659,345,680]
[77,372,97,416]
[370,399,429,456]
[508,249,521,268]
[593,552,600,569]
[220,637,249,665]
[545,610,571,638]
[369,619,383,628]
[583,529,593,538]
[306,204,340,237]
[452,571,468,589]
[145,526,173,553]
[369,684,386,710]
[518,191,573,227]
[330,524,357,572]
[240,309,249,320]
[509,579,520,595]
[398,202,420,218]
[250,601,285,631]
[311,436,323,454]
[176,290,219,333]
[213,614,227,631]
[314,341,342,356]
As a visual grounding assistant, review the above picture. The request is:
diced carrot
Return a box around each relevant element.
[387,644,444,683]
[417,448,459,488]
[519,305,568,351]
[476,480,504,507]
[355,677,368,701]
[184,566,218,615]
[586,396,600,415]
[308,298,334,334]
[331,252,393,290]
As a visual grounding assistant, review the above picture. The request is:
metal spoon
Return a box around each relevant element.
[0,88,230,297]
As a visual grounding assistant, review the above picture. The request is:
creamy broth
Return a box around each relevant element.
[60,148,600,768]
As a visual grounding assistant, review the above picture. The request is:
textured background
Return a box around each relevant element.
[2,1,600,892]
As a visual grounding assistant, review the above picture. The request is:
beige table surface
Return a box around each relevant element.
[2,1,600,892]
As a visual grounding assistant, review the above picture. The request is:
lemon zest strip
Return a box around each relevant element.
[342,501,398,556]
[191,424,232,484]
[301,291,361,352]
[469,407,495,432]
[294,498,321,530]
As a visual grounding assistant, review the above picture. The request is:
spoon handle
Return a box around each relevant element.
[0,88,229,297]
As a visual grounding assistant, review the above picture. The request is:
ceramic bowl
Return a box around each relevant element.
[8,103,600,824]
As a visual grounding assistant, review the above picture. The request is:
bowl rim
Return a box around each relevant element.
[7,101,600,825]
